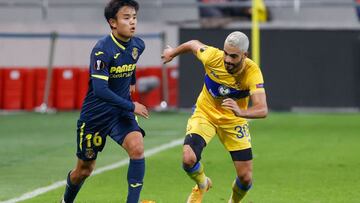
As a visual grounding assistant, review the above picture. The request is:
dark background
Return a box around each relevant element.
[178,28,360,110]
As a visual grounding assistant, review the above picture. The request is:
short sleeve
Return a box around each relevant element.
[248,68,265,95]
[195,46,217,66]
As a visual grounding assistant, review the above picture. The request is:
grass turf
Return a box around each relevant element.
[1,112,359,202]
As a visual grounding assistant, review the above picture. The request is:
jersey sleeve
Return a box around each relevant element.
[195,46,217,66]
[137,38,146,56]
[247,67,265,95]
[90,47,112,81]
[92,79,135,111]
[131,38,145,85]
[131,69,136,85]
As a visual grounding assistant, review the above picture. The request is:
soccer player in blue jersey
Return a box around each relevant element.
[60,1,149,203]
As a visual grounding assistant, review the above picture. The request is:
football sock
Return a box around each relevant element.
[126,158,145,203]
[63,171,84,203]
[230,177,252,203]
[183,162,207,189]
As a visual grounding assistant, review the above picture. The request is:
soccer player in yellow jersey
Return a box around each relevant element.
[162,31,268,203]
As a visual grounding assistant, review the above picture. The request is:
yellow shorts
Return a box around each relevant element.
[186,115,252,151]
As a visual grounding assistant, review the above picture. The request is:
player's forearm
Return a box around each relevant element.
[239,104,268,119]
[170,40,200,58]
[92,79,135,111]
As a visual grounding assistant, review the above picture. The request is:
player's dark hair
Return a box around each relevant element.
[104,0,139,22]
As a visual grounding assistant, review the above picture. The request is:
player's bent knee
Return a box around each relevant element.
[123,131,144,159]
[238,171,252,186]
[126,139,144,158]
[182,146,197,167]
[128,144,144,159]
[183,134,206,164]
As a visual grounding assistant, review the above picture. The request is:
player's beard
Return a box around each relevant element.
[225,59,243,74]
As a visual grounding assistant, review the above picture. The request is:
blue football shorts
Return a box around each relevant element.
[76,116,144,161]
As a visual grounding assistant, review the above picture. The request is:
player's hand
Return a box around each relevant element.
[161,45,174,64]
[222,98,243,117]
[130,85,136,93]
[133,102,149,119]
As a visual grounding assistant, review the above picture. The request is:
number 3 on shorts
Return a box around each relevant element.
[234,124,250,139]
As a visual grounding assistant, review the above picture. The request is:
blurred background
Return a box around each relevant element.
[0,0,359,112]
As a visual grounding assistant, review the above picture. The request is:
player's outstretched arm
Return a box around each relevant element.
[161,40,205,64]
[222,92,268,118]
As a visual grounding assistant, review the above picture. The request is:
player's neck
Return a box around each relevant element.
[112,31,130,43]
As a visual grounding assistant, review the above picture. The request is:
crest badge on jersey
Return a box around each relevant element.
[85,148,95,159]
[218,85,230,96]
[132,47,138,60]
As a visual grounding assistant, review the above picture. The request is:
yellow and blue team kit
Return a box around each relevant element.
[186,46,265,151]
[77,33,145,161]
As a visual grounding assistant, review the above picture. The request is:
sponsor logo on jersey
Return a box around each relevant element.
[110,64,136,73]
[95,51,104,56]
[114,53,120,59]
[109,64,136,78]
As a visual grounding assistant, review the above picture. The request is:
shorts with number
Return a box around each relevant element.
[186,115,251,151]
[76,117,142,161]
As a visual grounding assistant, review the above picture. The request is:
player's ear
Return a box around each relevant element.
[243,52,249,58]
[108,18,117,29]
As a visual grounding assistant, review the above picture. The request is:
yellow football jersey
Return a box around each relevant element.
[193,45,265,125]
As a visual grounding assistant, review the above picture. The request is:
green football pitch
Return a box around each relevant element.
[1,111,359,203]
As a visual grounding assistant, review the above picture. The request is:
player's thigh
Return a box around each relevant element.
[217,122,251,151]
[109,117,144,158]
[76,121,108,161]
[109,116,143,144]
[186,115,217,145]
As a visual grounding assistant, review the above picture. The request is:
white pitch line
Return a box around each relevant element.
[1,138,183,203]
